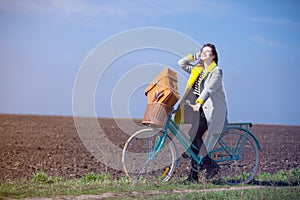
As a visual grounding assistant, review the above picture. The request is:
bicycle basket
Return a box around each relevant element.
[142,102,172,127]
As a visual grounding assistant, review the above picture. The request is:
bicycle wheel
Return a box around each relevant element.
[210,129,259,185]
[122,128,176,182]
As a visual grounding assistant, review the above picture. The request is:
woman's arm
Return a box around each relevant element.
[178,53,200,73]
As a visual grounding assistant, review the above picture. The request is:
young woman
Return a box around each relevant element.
[175,43,228,183]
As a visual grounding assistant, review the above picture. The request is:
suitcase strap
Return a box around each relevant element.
[152,90,165,102]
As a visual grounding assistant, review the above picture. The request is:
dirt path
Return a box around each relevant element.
[2,186,268,200]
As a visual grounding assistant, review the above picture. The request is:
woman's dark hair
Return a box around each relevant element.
[201,43,218,65]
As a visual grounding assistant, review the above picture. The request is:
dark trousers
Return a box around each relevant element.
[191,107,208,157]
[188,107,219,181]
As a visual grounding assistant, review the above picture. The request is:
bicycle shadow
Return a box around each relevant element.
[211,179,300,187]
[251,180,300,187]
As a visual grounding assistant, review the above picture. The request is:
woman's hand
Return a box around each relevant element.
[185,100,201,112]
[195,51,201,60]
[190,103,201,112]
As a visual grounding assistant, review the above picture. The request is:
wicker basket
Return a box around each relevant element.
[142,102,172,127]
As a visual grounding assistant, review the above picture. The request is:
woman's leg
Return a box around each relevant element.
[192,107,208,155]
[186,108,208,183]
[193,108,219,179]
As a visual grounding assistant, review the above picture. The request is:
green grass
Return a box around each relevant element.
[1,169,299,199]
[135,187,300,200]
[255,168,300,186]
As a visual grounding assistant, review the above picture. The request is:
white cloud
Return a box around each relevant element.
[51,0,127,17]
[0,0,234,30]
[0,0,126,17]
[249,35,281,48]
[248,17,300,26]
[0,0,232,19]
[117,0,232,17]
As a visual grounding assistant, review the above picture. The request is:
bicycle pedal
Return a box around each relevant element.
[190,160,204,173]
[182,152,190,159]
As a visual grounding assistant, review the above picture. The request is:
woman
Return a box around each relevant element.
[174,43,228,183]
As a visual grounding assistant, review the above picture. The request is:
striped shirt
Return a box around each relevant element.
[192,71,205,96]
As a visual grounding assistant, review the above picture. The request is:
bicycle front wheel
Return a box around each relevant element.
[210,129,259,185]
[122,128,176,182]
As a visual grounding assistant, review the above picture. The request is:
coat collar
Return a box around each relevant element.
[179,61,217,106]
[187,61,217,88]
[201,61,217,82]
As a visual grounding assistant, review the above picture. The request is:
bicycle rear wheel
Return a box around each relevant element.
[210,129,259,185]
[122,128,176,182]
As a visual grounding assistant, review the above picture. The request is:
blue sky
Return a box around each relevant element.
[1,0,300,125]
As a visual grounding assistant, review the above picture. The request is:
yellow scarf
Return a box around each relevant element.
[174,61,217,124]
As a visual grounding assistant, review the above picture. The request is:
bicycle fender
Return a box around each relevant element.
[226,126,262,151]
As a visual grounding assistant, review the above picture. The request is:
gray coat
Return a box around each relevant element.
[175,54,228,138]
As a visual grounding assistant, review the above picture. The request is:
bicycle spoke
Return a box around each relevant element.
[211,129,259,185]
[122,129,176,182]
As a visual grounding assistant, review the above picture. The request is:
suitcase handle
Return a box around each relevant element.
[152,90,165,102]
[145,82,157,96]
[145,75,177,96]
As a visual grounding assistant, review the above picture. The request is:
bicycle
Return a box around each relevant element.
[122,102,262,185]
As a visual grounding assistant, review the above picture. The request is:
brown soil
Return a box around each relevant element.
[0,114,299,181]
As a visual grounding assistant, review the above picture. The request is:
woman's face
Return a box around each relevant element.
[200,46,215,63]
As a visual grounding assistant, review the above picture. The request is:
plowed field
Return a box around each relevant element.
[0,114,299,181]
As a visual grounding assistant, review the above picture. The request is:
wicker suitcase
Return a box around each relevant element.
[144,68,180,107]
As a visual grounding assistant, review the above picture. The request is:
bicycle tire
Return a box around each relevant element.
[122,128,176,182]
[210,129,259,185]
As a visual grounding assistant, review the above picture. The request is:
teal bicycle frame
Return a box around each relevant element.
[210,123,262,161]
[153,113,262,168]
